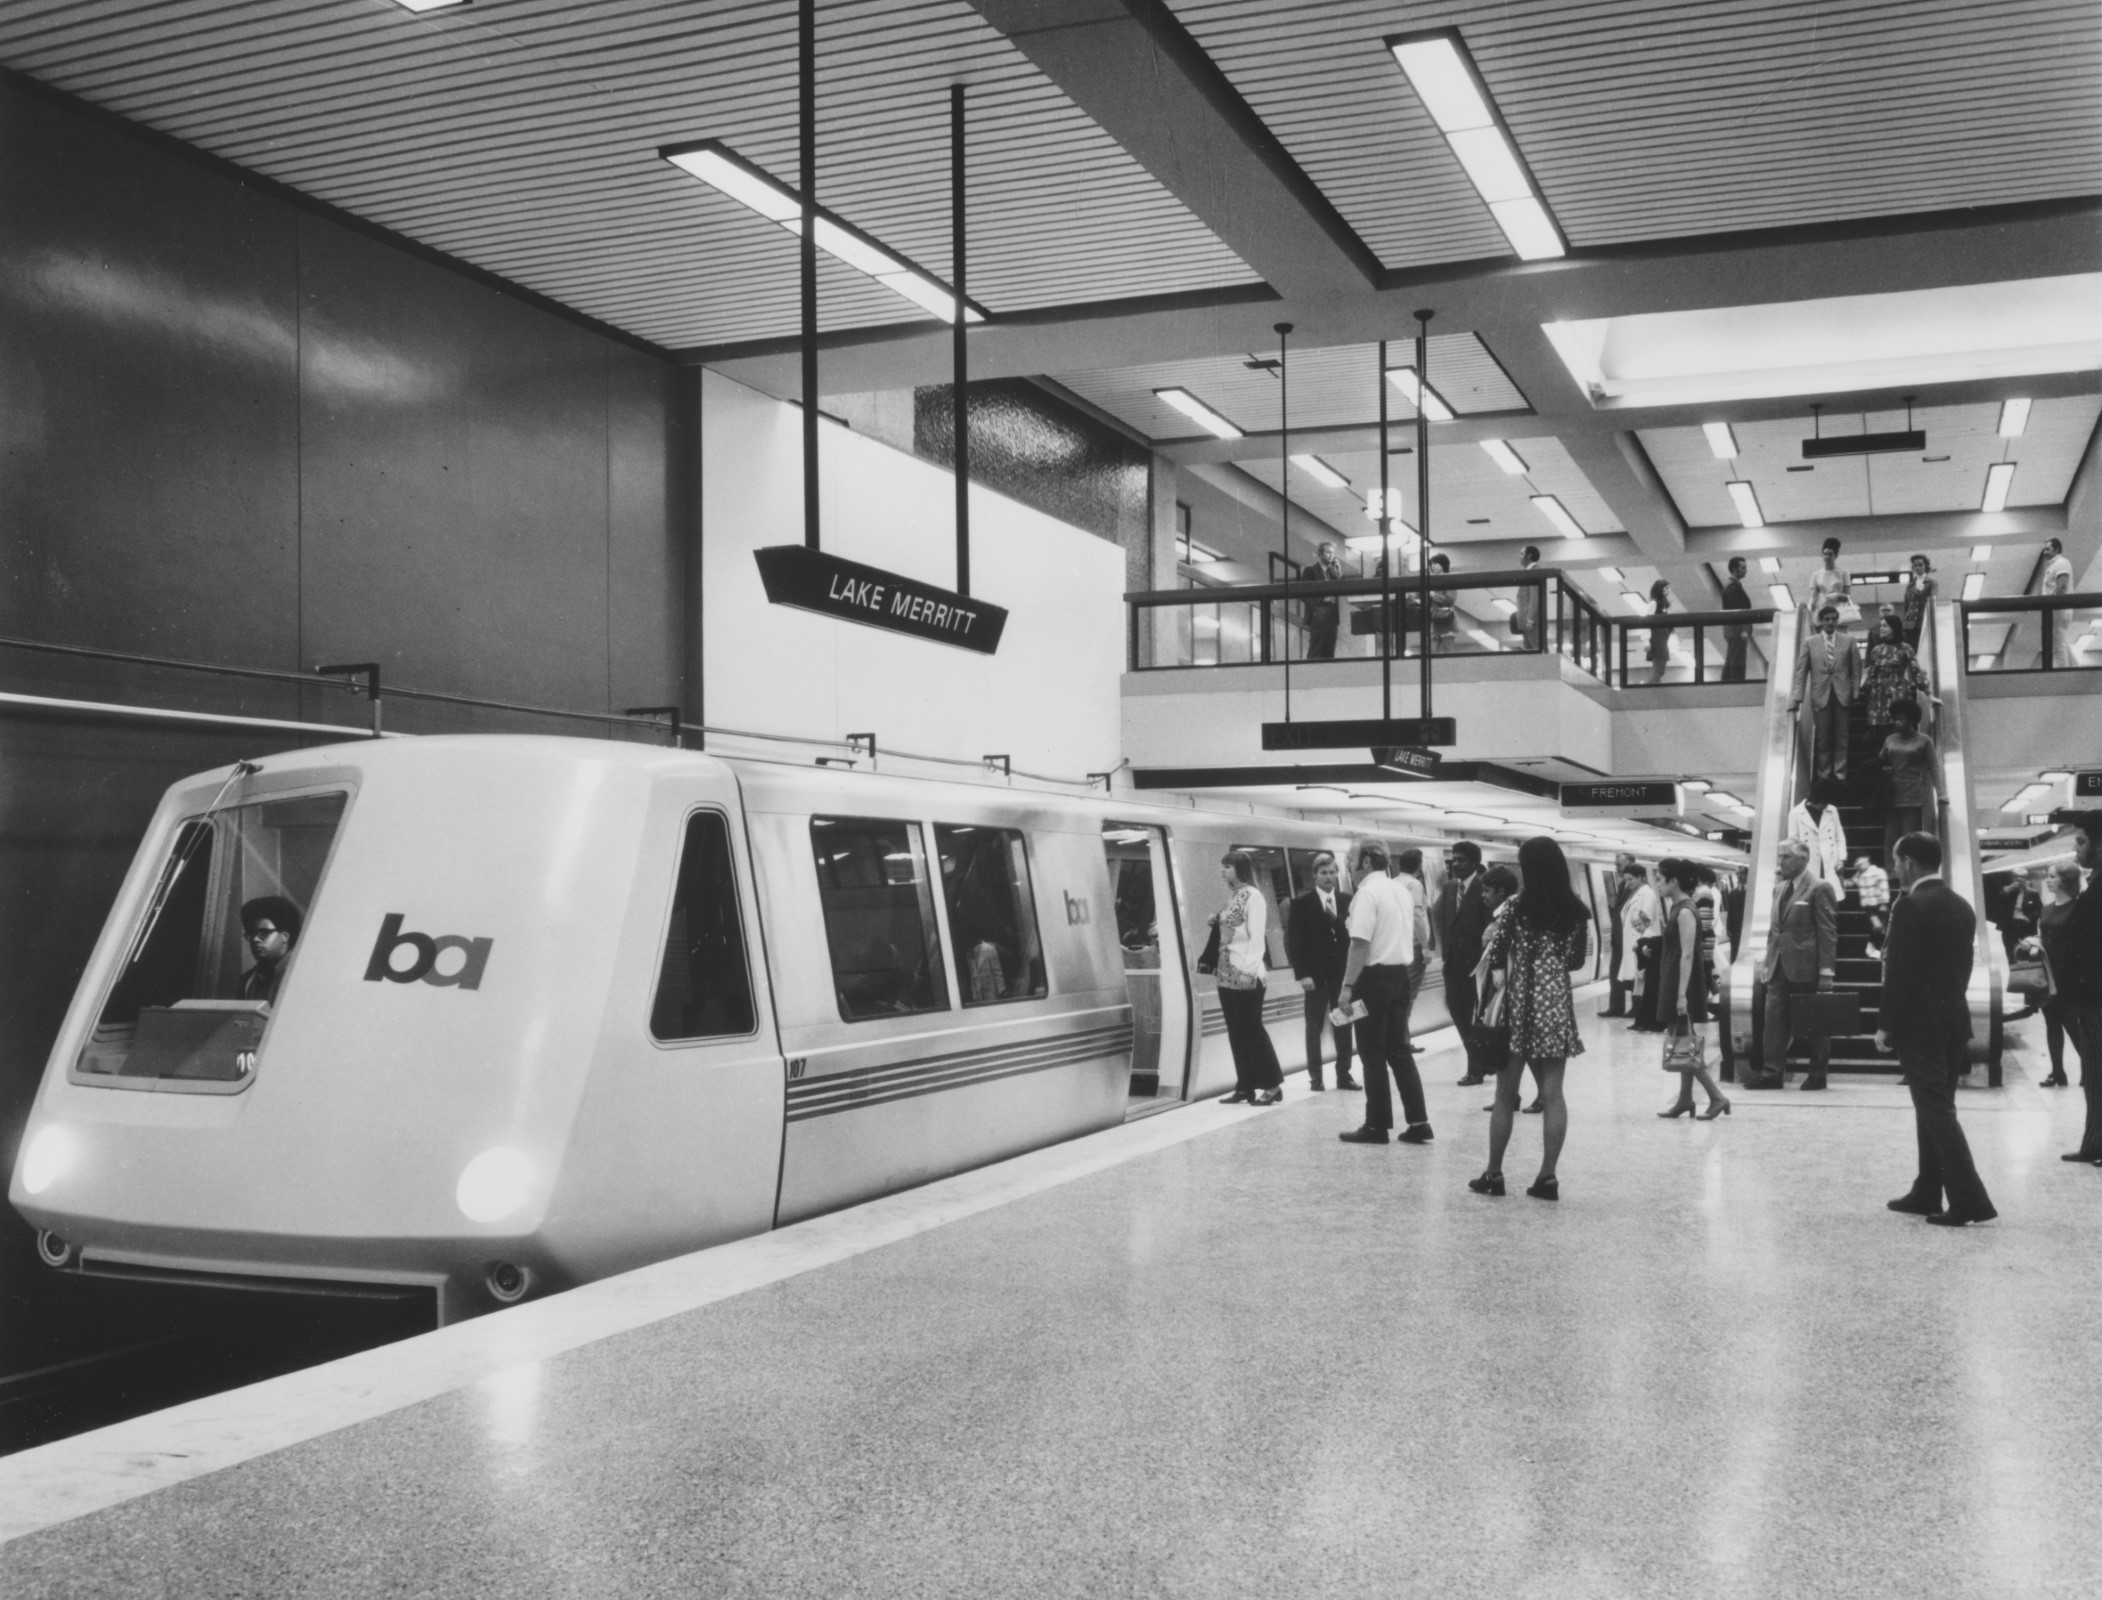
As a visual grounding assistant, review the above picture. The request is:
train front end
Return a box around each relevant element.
[8,736,669,1321]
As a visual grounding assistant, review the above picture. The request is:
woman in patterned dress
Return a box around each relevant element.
[1469,835,1592,1201]
[1212,851,1283,1106]
[1862,612,1933,730]
[1898,554,1937,650]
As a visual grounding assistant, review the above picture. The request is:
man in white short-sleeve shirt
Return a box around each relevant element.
[2043,538,2075,666]
[1337,842,1432,1147]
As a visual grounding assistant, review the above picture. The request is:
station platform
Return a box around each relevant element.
[3,1009,2097,1599]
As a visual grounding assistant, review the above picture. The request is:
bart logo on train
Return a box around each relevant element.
[363,913,494,990]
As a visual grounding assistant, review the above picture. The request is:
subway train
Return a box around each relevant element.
[9,736,1610,1322]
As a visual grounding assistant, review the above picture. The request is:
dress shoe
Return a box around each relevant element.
[1221,1091,1253,1104]
[2041,1075,2068,1088]
[1335,1076,1360,1091]
[2061,1151,2101,1163]
[1698,1099,1731,1120]
[1252,1088,1282,1106]
[1798,1075,1828,1091]
[1886,1193,1943,1216]
[1308,1080,1326,1092]
[1467,1173,1506,1196]
[1456,1075,1485,1086]
[1338,1125,1389,1145]
[1741,1076,1784,1091]
[1396,1123,1435,1143]
[1924,1205,1998,1227]
[1525,1177,1559,1202]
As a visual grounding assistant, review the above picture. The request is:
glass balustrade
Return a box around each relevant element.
[1961,594,2102,674]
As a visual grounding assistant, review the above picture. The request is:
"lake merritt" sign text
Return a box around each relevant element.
[754,546,1008,655]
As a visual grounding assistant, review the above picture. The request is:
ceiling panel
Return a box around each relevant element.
[1054,332,1528,442]
[0,0,1256,348]
[1169,0,2102,266]
[1642,397,2102,528]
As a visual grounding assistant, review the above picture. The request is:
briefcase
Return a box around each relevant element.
[1789,991,1860,1039]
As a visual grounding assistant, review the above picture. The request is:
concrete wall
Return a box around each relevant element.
[700,371,1124,780]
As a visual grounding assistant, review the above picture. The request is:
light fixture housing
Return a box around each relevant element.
[1981,461,2015,513]
[1971,545,1992,562]
[1155,387,1245,440]
[1725,480,1764,528]
[1703,421,1738,460]
[1767,583,1794,608]
[1386,366,1456,422]
[1530,494,1586,540]
[1758,556,1781,575]
[393,0,470,10]
[1480,439,1528,475]
[660,140,986,326]
[1962,571,1986,602]
[1998,397,2031,437]
[1291,454,1350,489]
[1597,566,1623,584]
[1387,30,1566,261]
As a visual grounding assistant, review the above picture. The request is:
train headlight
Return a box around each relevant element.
[456,1148,532,1224]
[21,1126,75,1196]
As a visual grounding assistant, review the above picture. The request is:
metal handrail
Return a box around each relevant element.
[1927,597,2002,1079]
[1721,603,1803,1074]
[1124,565,1555,606]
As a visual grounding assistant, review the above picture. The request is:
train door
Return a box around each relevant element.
[1102,823,1192,1107]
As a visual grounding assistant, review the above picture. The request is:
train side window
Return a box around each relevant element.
[1229,844,1293,970]
[933,825,1048,1005]
[811,817,949,1021]
[1286,848,1327,896]
[649,811,758,1042]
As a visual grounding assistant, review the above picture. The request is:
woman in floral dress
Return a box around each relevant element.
[1469,835,1592,1201]
[1898,554,1937,649]
[1862,612,1933,730]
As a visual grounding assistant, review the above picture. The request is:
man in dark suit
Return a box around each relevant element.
[1749,837,1838,1089]
[1440,841,1492,1085]
[1719,555,1752,682]
[1287,851,1356,1091]
[1880,832,1996,1225]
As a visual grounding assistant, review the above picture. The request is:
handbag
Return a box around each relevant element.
[2007,955,2051,997]
[1661,1021,1706,1073]
[1475,972,1508,1038]
[1196,922,1220,976]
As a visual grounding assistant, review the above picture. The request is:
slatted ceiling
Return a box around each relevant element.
[1640,397,2102,529]
[1169,0,2102,265]
[1055,334,1529,443]
[0,0,1254,349]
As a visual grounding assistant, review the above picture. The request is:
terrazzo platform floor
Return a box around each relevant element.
[5,1012,2100,1599]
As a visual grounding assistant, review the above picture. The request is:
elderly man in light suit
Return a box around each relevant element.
[1790,603,1863,788]
[1748,837,1838,1090]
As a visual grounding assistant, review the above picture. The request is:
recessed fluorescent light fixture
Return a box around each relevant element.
[1386,367,1456,422]
[1291,454,1350,489]
[1981,461,2015,513]
[1767,583,1794,608]
[1725,481,1764,528]
[1531,494,1586,539]
[1998,397,2031,437]
[1682,779,1712,792]
[1758,556,1781,575]
[1971,545,1992,562]
[1962,571,1986,602]
[1387,31,1566,261]
[660,140,985,327]
[1536,274,2102,408]
[1155,387,1244,440]
[1597,566,1623,584]
[1703,422,1738,459]
[1480,439,1528,475]
[393,0,470,10]
[1621,591,1650,613]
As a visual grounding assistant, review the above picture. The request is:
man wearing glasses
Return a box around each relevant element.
[239,895,304,1005]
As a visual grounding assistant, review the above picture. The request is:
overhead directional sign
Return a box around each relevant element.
[754,546,1007,654]
[1371,745,1442,774]
[2076,772,2102,798]
[1261,717,1456,752]
[1561,780,1684,819]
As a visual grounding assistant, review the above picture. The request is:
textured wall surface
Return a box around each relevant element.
[913,379,1149,551]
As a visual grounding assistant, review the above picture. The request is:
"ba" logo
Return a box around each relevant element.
[363,913,494,991]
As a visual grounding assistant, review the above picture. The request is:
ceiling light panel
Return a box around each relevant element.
[1725,481,1764,528]
[1998,398,2032,437]
[1597,567,1623,583]
[1386,367,1457,422]
[1981,461,2015,513]
[1703,422,1738,460]
[1154,387,1245,439]
[1530,495,1586,539]
[1291,454,1350,489]
[1767,584,1794,608]
[1971,545,1992,562]
[1388,31,1566,261]
[1480,439,1528,475]
[1962,571,1986,601]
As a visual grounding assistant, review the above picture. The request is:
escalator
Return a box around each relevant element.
[1721,600,2001,1082]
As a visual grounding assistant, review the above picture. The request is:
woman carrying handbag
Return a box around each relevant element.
[1656,859,1730,1120]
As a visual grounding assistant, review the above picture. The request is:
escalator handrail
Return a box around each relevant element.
[1727,604,1806,1022]
[1924,597,2002,1065]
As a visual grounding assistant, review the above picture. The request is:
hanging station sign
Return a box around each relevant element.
[1560,780,1683,819]
[1261,717,1457,752]
[1371,744,1442,774]
[2075,772,2102,799]
[754,546,1007,656]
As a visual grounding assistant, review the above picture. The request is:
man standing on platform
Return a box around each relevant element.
[1750,837,1837,1090]
[1287,851,1357,1093]
[1305,541,1345,661]
[1720,555,1753,682]
[1880,832,1996,1225]
[1604,854,1638,1017]
[1441,842,1492,1086]
[1337,841,1432,1147]
[1790,603,1862,790]
[2055,813,2102,1167]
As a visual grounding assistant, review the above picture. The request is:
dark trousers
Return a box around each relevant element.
[1446,965,1484,1078]
[1752,969,1829,1082]
[1356,963,1426,1129]
[2041,999,2069,1081]
[1810,695,1850,782]
[1900,1029,1992,1215]
[1306,603,1338,660]
[2067,1005,2102,1156]
[1721,630,1748,681]
[1301,982,1353,1086]
[1219,985,1282,1095]
[1883,803,1926,863]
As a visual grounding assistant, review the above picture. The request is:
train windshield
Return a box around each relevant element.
[811,817,949,1021]
[77,790,348,1085]
[933,825,1047,1005]
[650,811,757,1041]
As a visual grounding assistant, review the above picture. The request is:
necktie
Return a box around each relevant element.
[1322,893,1334,919]
[1824,634,1833,669]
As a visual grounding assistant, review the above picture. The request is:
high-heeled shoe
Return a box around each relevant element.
[1525,1177,1559,1202]
[1657,1102,1695,1119]
[1251,1088,1282,1106]
[1699,1099,1731,1120]
[1467,1172,1505,1196]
